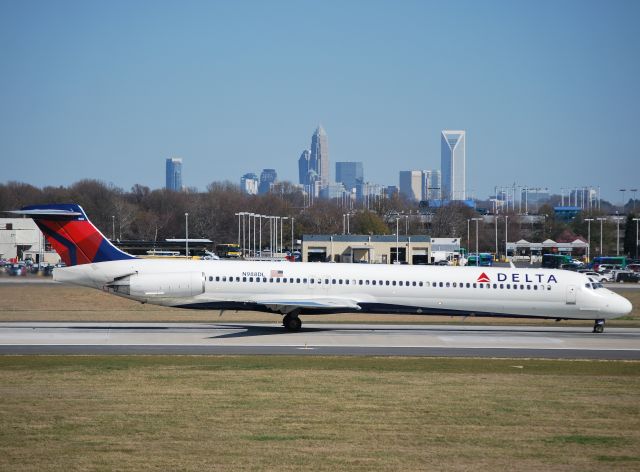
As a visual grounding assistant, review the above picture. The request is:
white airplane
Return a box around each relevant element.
[9,204,632,333]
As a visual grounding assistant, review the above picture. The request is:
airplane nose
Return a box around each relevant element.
[606,294,632,317]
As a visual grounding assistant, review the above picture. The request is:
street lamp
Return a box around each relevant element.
[471,218,482,265]
[633,218,640,260]
[584,218,594,263]
[494,215,500,260]
[111,215,115,241]
[596,217,606,256]
[395,217,400,264]
[505,215,509,262]
[281,217,289,253]
[290,217,295,254]
[184,212,189,259]
[615,216,623,256]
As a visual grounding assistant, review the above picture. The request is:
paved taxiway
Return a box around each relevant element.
[0,322,638,359]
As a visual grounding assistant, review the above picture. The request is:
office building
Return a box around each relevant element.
[422,170,441,201]
[240,173,259,195]
[399,170,423,202]
[336,161,363,191]
[258,169,277,195]
[441,130,466,200]
[298,150,311,186]
[310,125,329,188]
[165,158,183,191]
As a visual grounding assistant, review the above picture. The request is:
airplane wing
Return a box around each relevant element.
[251,296,361,312]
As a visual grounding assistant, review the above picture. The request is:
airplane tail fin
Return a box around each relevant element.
[7,204,135,266]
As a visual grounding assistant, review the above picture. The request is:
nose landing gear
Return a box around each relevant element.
[593,319,605,333]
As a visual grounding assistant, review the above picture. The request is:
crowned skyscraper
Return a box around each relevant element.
[310,125,329,188]
[441,130,466,200]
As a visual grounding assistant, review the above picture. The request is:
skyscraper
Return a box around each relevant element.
[441,130,466,200]
[335,161,363,191]
[422,170,442,201]
[258,168,277,195]
[310,125,329,188]
[298,149,311,186]
[165,158,183,191]
[240,173,259,195]
[399,170,423,201]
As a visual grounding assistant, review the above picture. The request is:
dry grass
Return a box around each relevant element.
[0,282,638,326]
[0,356,639,471]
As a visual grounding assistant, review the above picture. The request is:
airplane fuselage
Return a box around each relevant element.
[54,259,632,321]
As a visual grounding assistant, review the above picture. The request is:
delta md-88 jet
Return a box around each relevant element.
[10,204,632,333]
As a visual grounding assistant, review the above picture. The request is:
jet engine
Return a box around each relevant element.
[106,272,205,299]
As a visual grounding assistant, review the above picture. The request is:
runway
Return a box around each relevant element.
[0,322,639,359]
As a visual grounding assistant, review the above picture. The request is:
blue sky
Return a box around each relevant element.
[1,0,638,203]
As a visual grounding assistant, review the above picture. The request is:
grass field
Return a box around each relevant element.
[0,356,639,471]
[0,282,638,326]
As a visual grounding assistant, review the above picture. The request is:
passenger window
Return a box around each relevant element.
[419,282,424,287]
[446,282,450,287]
[243,277,247,282]
[359,280,363,285]
[533,285,538,290]
[332,279,336,284]
[222,276,227,282]
[520,284,524,290]
[339,279,343,285]
[249,277,253,282]
[392,281,397,286]
[479,283,483,288]
[263,277,267,282]
[493,284,497,289]
[399,281,403,286]
[473,283,477,288]
[526,285,530,290]
[366,280,370,285]
[466,283,470,288]
[325,279,329,285]
[372,280,377,285]
[269,278,273,283]
[208,276,213,282]
[506,284,510,289]
[500,284,504,289]
[282,278,287,283]
[453,282,457,287]
[296,278,301,283]
[385,280,390,286]
[547,285,551,290]
[303,278,307,283]
[412,281,416,286]
[345,280,349,285]
[439,282,443,287]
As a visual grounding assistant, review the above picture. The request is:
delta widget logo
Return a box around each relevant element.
[477,272,490,283]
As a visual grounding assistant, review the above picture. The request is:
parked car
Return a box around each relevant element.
[580,271,609,283]
[627,264,640,273]
[7,263,26,276]
[614,271,640,283]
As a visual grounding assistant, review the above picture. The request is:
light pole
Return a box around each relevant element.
[405,215,409,235]
[395,217,400,264]
[235,213,241,251]
[584,218,593,263]
[615,216,623,256]
[111,215,115,240]
[597,217,606,256]
[504,215,509,261]
[290,217,295,254]
[472,218,482,265]
[184,212,189,259]
[281,217,289,253]
[467,219,470,254]
[494,215,499,260]
[634,218,640,260]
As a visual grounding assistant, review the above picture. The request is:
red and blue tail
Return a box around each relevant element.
[9,204,135,266]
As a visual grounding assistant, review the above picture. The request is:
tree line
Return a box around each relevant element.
[0,180,637,257]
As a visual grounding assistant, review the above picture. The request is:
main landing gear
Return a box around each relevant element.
[593,319,605,334]
[282,312,302,331]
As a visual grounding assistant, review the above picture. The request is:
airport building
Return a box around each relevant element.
[0,218,59,264]
[301,234,431,264]
[441,130,466,200]
[165,157,183,191]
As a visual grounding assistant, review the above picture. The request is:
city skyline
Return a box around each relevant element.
[1,2,638,203]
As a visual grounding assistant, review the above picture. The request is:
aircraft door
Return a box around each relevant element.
[566,285,577,305]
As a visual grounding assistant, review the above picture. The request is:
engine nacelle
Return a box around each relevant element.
[107,272,205,299]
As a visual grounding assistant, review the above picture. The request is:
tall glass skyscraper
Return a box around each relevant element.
[441,130,465,200]
[258,168,277,195]
[165,157,183,191]
[422,170,441,201]
[335,161,363,191]
[310,125,329,188]
[298,149,311,186]
[399,170,423,201]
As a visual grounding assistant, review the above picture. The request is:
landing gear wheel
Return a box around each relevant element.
[593,319,605,334]
[283,314,302,331]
